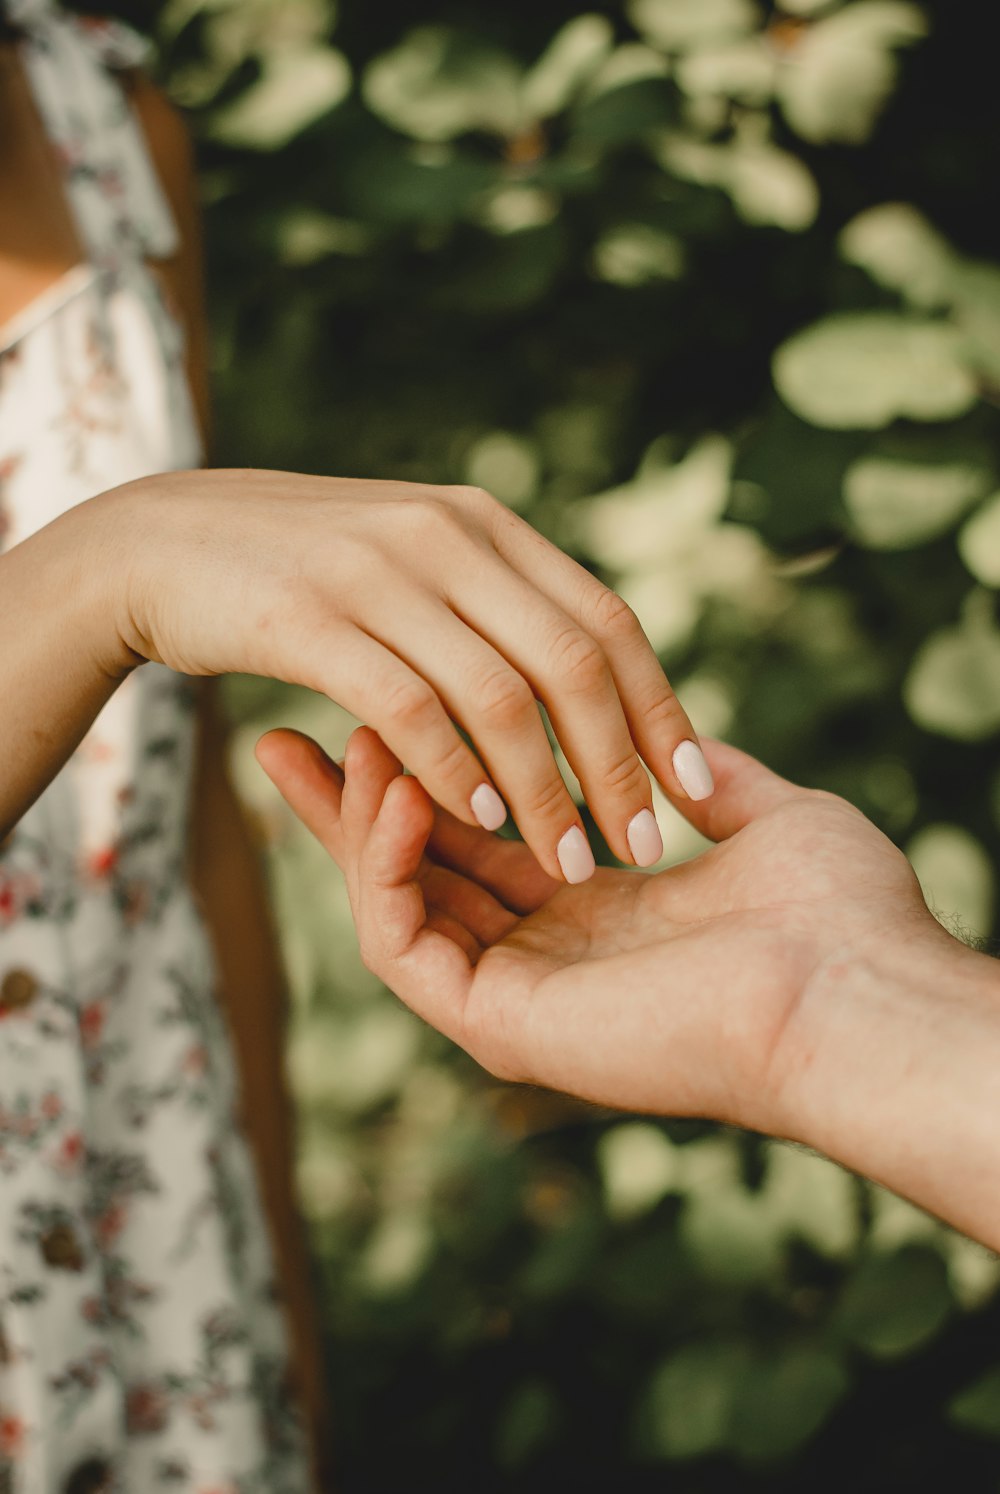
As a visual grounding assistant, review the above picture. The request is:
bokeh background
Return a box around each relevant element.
[117,0,1000,1485]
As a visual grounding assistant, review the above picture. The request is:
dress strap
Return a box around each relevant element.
[6,0,179,269]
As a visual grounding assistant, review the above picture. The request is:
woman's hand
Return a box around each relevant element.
[254,724,931,1136]
[107,469,713,882]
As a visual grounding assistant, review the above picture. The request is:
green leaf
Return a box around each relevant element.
[208,45,351,149]
[959,491,1000,587]
[905,823,995,938]
[773,314,977,430]
[339,141,495,226]
[776,2,927,146]
[628,0,760,51]
[947,1366,1000,1439]
[904,594,1000,741]
[839,203,956,309]
[834,1245,953,1358]
[639,1339,849,1464]
[655,132,818,231]
[639,1340,751,1460]
[361,26,523,141]
[571,75,676,143]
[728,1344,849,1462]
[522,14,614,120]
[843,451,991,549]
[494,1380,560,1468]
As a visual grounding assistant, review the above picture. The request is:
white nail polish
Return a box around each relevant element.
[673,740,714,800]
[557,825,596,884]
[627,808,663,867]
[471,783,507,831]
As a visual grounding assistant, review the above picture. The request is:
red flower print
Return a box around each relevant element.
[182,1044,208,1077]
[94,1201,126,1247]
[126,1383,170,1435]
[85,845,118,879]
[41,1091,63,1120]
[79,1000,106,1048]
[0,1412,25,1456]
[57,1130,84,1172]
[0,870,41,927]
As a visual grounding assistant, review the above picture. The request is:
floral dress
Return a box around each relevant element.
[0,3,311,1491]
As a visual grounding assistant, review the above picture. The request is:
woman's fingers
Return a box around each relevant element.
[487,503,715,807]
[295,621,512,844]
[664,738,807,843]
[363,590,594,883]
[257,725,558,918]
[444,553,664,868]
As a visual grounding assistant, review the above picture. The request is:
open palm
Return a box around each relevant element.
[257,727,930,1137]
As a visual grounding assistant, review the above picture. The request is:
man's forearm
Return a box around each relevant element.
[781,929,1000,1251]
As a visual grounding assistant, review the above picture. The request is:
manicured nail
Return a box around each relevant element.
[672,739,715,801]
[557,825,596,884]
[471,782,507,831]
[627,808,663,867]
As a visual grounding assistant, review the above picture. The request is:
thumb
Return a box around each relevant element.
[673,738,808,842]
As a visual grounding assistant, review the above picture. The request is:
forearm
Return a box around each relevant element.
[0,489,137,838]
[782,928,1000,1251]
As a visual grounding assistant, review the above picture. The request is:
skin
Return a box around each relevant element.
[257,725,1000,1256]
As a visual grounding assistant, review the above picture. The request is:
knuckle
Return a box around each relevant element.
[549,625,608,694]
[399,492,454,537]
[382,677,441,733]
[641,688,686,732]
[454,483,496,513]
[588,587,640,643]
[599,748,648,799]
[520,772,570,823]
[433,732,474,786]
[474,667,535,728]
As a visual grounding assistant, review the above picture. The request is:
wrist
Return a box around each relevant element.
[776,922,1000,1247]
[85,472,185,672]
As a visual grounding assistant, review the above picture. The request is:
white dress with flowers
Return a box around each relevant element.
[0,3,310,1491]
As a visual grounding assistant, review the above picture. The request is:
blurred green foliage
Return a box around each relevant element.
[116,0,1000,1485]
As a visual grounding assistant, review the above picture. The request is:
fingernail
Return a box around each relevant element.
[673,739,715,801]
[627,808,663,867]
[557,825,596,884]
[471,782,507,831]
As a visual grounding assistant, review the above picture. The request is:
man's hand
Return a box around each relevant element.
[258,725,1000,1250]
[254,726,930,1139]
